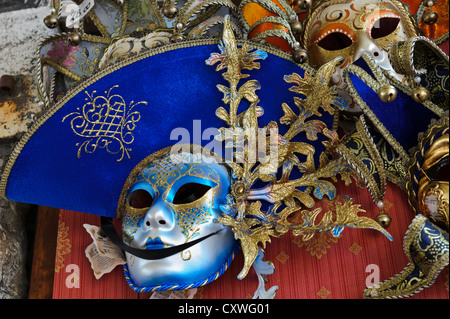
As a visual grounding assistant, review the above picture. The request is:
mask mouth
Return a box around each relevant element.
[144,237,167,250]
[101,216,223,260]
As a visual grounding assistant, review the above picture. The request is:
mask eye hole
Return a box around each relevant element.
[127,189,154,209]
[172,183,212,205]
[436,163,449,181]
[370,17,400,39]
[426,158,449,181]
[317,32,353,51]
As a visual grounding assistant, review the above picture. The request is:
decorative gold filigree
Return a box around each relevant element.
[209,16,392,279]
[62,85,147,162]
[55,221,72,273]
[291,219,340,259]
[291,198,392,240]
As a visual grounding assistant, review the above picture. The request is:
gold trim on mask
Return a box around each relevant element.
[416,132,449,231]
[418,181,449,232]
[301,0,419,68]
[407,117,449,229]
[302,0,419,47]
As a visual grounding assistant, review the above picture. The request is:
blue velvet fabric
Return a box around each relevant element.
[6,44,333,218]
[351,58,440,153]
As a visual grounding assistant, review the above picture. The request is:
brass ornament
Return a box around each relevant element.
[422,10,438,25]
[411,86,430,103]
[375,212,392,228]
[231,181,250,203]
[290,21,303,35]
[68,30,81,46]
[163,4,178,19]
[296,0,312,10]
[170,33,184,43]
[377,84,398,102]
[44,14,58,29]
[292,48,308,63]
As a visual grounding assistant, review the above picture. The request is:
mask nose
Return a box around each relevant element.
[354,31,384,62]
[142,200,175,232]
[353,32,395,71]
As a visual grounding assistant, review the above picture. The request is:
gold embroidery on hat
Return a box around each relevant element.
[62,85,147,162]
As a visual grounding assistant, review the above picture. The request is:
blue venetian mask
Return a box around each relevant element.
[120,146,237,291]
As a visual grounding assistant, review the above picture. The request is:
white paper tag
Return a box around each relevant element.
[62,0,95,28]
[85,242,125,279]
[150,288,198,299]
[83,224,126,279]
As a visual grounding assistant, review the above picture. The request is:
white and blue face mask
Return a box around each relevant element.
[120,147,238,291]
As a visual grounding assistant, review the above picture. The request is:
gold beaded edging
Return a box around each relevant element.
[123,242,239,292]
[336,115,386,204]
[357,115,387,202]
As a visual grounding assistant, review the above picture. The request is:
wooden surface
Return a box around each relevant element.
[28,206,59,299]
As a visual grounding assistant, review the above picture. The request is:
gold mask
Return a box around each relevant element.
[417,133,449,232]
[303,0,418,77]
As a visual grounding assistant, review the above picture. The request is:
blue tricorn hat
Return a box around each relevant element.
[0,39,333,218]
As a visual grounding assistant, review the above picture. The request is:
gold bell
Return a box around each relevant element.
[296,0,312,10]
[375,212,392,228]
[412,86,430,103]
[293,48,308,64]
[68,30,82,46]
[170,33,184,43]
[231,181,249,202]
[422,10,438,25]
[236,185,245,195]
[378,84,397,102]
[290,21,303,35]
[44,14,58,29]
[163,4,178,19]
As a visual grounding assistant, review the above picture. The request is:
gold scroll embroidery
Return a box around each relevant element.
[62,85,147,162]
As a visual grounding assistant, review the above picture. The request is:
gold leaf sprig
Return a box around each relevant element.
[206,16,268,128]
[208,16,391,280]
[291,197,393,241]
[281,57,347,141]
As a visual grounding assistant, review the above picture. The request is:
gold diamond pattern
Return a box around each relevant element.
[276,251,290,264]
[317,286,331,299]
[349,242,363,255]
